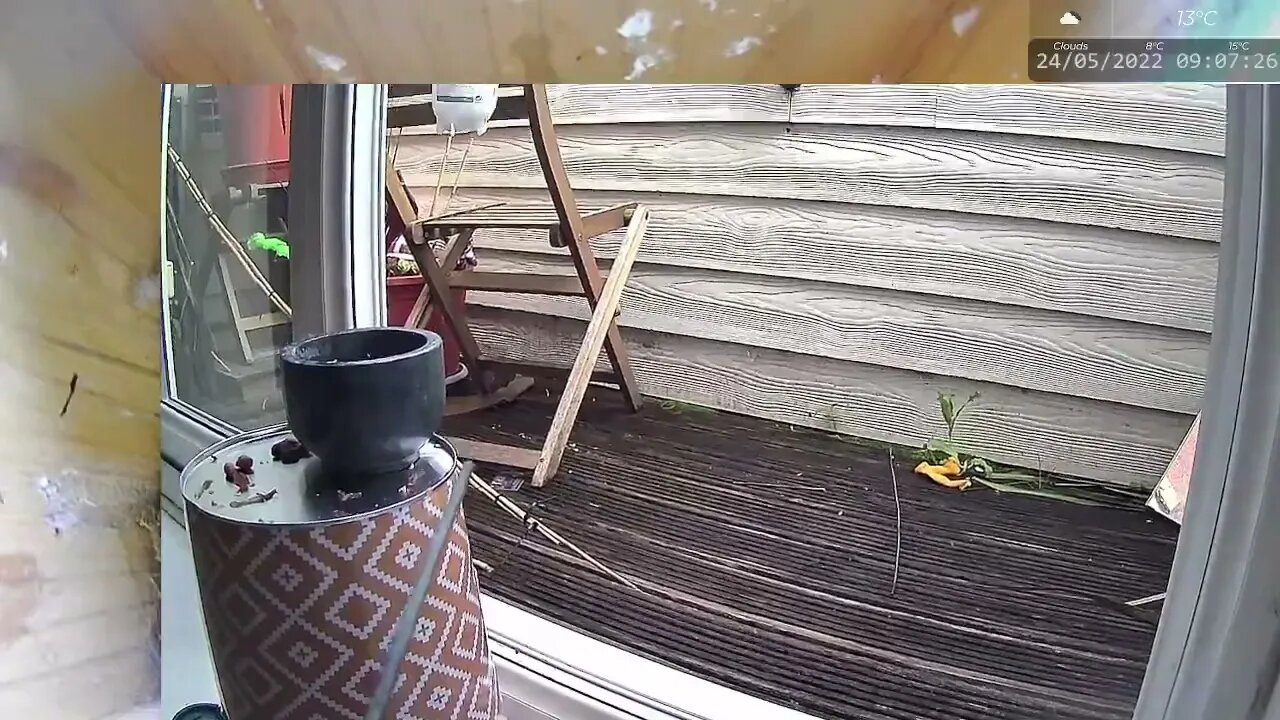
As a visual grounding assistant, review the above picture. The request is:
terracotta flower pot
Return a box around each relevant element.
[386,274,468,382]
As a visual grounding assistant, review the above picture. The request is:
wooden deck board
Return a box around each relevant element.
[450,387,1178,720]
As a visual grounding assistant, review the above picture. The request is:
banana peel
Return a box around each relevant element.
[915,456,971,490]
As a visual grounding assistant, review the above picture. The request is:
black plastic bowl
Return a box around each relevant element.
[279,327,446,476]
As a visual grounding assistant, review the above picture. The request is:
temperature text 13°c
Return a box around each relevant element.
[1176,9,1219,26]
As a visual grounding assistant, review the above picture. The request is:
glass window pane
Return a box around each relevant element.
[163,84,294,428]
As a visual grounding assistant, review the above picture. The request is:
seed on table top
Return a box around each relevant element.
[271,437,311,464]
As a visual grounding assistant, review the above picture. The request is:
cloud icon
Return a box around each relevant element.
[1059,11,1082,25]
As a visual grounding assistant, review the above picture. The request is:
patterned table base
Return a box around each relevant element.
[188,494,501,720]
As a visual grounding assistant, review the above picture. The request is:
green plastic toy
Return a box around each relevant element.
[246,232,290,259]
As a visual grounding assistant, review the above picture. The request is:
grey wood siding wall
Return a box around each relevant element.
[393,84,1226,488]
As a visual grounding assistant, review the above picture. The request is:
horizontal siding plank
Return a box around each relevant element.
[447,188,1219,332]
[934,85,1227,156]
[466,306,1192,488]
[548,84,792,124]
[791,84,1226,155]
[396,124,1224,241]
[787,84,938,127]
[466,250,1209,414]
[403,84,1226,155]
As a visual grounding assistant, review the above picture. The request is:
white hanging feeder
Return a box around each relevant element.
[432,84,500,136]
[426,84,502,216]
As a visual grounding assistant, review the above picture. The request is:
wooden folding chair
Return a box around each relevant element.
[384,84,649,487]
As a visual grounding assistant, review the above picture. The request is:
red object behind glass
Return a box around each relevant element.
[219,84,292,186]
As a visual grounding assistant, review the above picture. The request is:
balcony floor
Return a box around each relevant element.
[450,386,1177,720]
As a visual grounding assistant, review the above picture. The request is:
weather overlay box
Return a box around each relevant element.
[1030,38,1279,82]
[1030,3,1280,82]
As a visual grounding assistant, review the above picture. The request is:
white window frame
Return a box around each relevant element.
[285,84,387,336]
[160,84,178,399]
[1132,83,1280,720]
[162,83,1279,720]
[350,83,388,328]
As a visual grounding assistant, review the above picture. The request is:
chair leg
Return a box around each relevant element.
[405,229,474,329]
[385,163,418,223]
[531,207,651,487]
[523,83,644,411]
[562,225,644,412]
[403,226,484,375]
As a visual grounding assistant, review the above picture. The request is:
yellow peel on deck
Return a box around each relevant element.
[939,457,962,476]
[915,460,972,490]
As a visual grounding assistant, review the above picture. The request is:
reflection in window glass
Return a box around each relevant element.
[164,84,295,428]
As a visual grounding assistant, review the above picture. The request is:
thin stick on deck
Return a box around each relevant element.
[889,448,902,596]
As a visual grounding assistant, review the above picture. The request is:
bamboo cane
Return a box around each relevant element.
[428,131,455,217]
[468,471,639,591]
[439,135,475,216]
